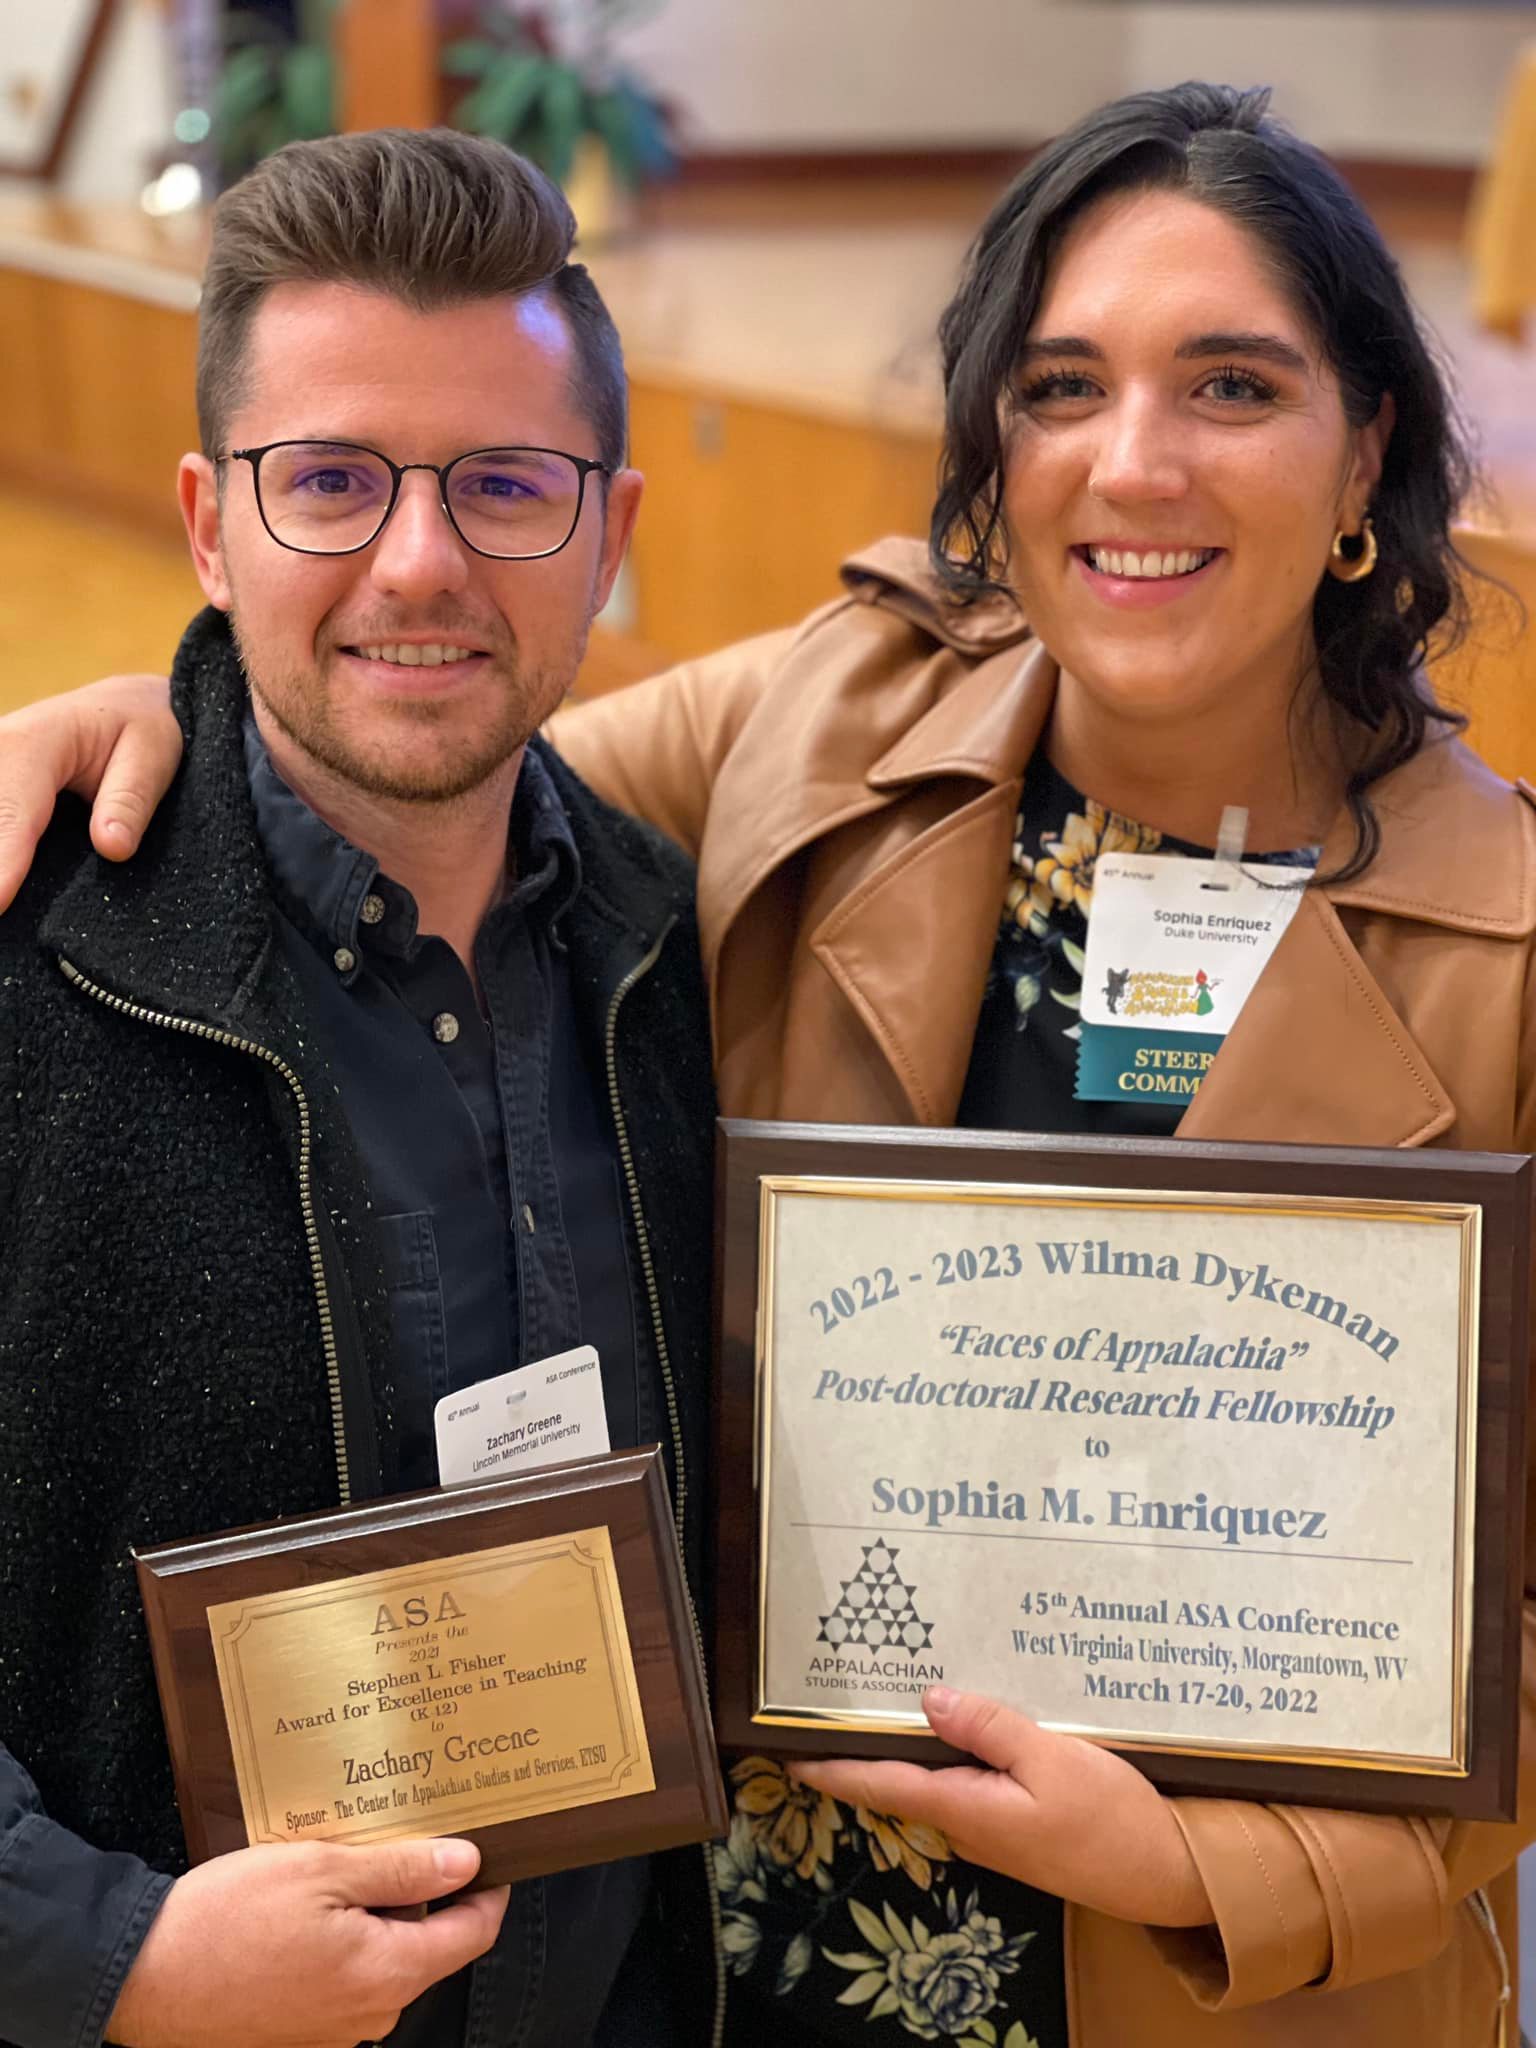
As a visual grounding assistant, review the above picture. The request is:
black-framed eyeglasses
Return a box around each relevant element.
[220,440,611,561]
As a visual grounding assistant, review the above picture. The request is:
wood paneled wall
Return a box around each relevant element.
[626,385,938,656]
[0,268,196,540]
[1435,528,1536,778]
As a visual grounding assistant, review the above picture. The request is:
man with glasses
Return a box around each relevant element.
[0,130,717,2048]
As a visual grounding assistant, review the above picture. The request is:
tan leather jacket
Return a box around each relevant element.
[550,538,1535,2047]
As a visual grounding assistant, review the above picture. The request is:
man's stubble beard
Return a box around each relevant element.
[230,607,588,806]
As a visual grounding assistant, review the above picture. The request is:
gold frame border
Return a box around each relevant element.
[209,1525,655,1846]
[752,1175,1480,1779]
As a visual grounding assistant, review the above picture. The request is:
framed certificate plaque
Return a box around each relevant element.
[714,1123,1532,1821]
[138,1447,728,1886]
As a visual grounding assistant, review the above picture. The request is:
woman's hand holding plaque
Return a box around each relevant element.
[793,1685,1212,1927]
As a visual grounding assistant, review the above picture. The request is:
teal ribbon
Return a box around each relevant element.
[1075,1023,1225,1104]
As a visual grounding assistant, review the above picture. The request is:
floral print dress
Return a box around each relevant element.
[959,751,1192,1138]
[716,1753,1060,2047]
[716,755,1314,2045]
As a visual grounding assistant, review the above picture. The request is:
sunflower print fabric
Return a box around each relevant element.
[1001,790,1166,1028]
[715,1754,1063,2046]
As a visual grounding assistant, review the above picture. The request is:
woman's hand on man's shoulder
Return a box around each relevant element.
[0,673,181,910]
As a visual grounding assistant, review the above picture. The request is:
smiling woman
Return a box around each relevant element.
[993,183,1391,854]
[936,82,1470,881]
[545,85,1535,2048]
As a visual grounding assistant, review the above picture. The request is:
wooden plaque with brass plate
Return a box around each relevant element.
[715,1122,1531,1822]
[137,1447,727,1886]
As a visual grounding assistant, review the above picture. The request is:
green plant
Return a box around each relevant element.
[214,0,338,182]
[445,1,676,189]
[207,0,676,192]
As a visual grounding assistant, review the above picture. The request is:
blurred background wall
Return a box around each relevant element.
[17,2,1536,189]
[3,0,181,202]
[0,0,1531,778]
[617,0,1531,161]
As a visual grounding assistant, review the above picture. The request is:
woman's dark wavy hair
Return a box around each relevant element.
[932,81,1479,882]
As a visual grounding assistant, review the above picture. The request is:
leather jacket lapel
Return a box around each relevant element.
[810,779,1023,1124]
[1177,891,1456,1149]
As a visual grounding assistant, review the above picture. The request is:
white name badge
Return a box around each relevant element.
[1082,852,1313,1038]
[434,1344,608,1488]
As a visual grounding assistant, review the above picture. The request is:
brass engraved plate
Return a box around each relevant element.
[207,1525,654,1846]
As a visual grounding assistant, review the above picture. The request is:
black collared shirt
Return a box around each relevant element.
[244,719,660,2048]
[246,722,651,1490]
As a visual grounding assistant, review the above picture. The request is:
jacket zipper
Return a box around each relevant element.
[66,942,726,2043]
[1468,1886,1511,2048]
[57,958,353,1507]
[602,922,727,2048]
[62,956,386,2046]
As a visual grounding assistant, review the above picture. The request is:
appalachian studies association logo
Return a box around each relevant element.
[816,1543,934,1654]
[1103,964,1219,1020]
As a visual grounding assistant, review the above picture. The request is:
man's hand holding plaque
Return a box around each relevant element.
[106,1838,506,2048]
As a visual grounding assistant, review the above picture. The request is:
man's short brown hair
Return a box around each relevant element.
[197,128,627,468]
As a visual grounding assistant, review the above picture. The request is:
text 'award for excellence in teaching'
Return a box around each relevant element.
[138,1448,728,1887]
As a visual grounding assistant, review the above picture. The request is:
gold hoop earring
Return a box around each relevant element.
[1329,515,1378,584]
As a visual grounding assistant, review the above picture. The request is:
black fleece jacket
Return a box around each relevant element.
[0,609,722,2048]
